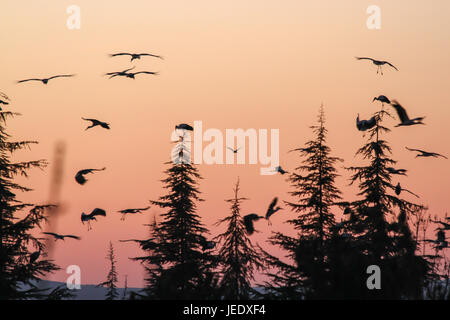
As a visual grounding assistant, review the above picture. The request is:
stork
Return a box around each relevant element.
[227,147,241,154]
[75,167,106,185]
[386,167,407,175]
[110,52,164,62]
[265,197,282,225]
[17,74,75,84]
[274,166,288,175]
[81,208,106,230]
[82,118,110,130]
[118,206,151,221]
[390,100,425,127]
[43,232,81,241]
[355,57,398,75]
[405,147,447,159]
[243,213,265,235]
[356,114,377,131]
[373,95,391,106]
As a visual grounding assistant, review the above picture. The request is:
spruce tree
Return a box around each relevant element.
[132,140,219,299]
[262,105,343,299]
[97,241,119,300]
[0,111,63,299]
[214,178,264,300]
[344,106,430,299]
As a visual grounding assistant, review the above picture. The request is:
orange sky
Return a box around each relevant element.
[2,0,450,288]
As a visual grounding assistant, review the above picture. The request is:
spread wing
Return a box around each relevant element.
[133,71,159,76]
[355,57,375,62]
[43,232,59,238]
[64,235,81,240]
[17,78,42,83]
[384,61,398,71]
[91,208,106,217]
[110,53,132,57]
[48,74,75,80]
[405,147,426,154]
[140,53,163,59]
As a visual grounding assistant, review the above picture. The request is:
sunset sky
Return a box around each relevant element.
[2,0,449,288]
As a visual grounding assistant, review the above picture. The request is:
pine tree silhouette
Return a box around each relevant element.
[262,105,343,299]
[344,106,431,299]
[213,178,264,299]
[97,241,119,300]
[0,111,66,300]
[132,140,219,299]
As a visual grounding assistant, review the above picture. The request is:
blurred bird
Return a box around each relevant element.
[118,206,151,221]
[82,118,110,130]
[175,123,194,131]
[355,57,398,75]
[105,67,136,79]
[110,52,163,62]
[395,182,419,198]
[81,208,106,230]
[124,71,159,79]
[227,147,241,154]
[265,197,282,225]
[390,100,425,127]
[17,74,75,84]
[386,167,407,175]
[43,232,81,241]
[373,95,391,106]
[405,147,447,159]
[75,167,106,185]
[274,166,288,175]
[356,114,377,131]
[243,213,264,235]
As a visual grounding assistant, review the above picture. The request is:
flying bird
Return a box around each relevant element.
[106,67,158,79]
[227,147,241,154]
[43,232,81,241]
[29,250,41,264]
[81,208,106,230]
[82,118,110,130]
[17,74,75,84]
[75,167,106,185]
[356,114,377,131]
[395,182,419,198]
[243,213,265,235]
[105,67,136,79]
[274,166,288,175]
[175,123,194,131]
[386,167,407,175]
[110,52,163,62]
[265,197,282,225]
[390,101,425,127]
[118,206,151,221]
[373,95,391,106]
[405,147,447,159]
[355,57,398,75]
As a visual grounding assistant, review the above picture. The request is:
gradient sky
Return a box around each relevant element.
[2,0,449,288]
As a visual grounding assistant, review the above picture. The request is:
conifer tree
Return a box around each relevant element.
[97,241,119,300]
[262,105,343,299]
[343,106,430,299]
[0,111,63,300]
[214,178,264,300]
[132,140,219,299]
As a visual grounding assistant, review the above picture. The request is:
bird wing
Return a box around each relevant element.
[91,208,106,216]
[431,152,448,159]
[227,147,235,152]
[43,232,58,237]
[384,61,398,71]
[390,101,409,122]
[404,189,420,198]
[17,79,42,83]
[122,66,136,73]
[140,53,163,59]
[355,57,375,62]
[110,53,132,57]
[81,117,98,123]
[133,71,158,75]
[405,147,426,154]
[48,74,75,80]
[64,235,81,240]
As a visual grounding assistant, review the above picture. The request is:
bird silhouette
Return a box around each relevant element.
[243,213,264,235]
[43,232,81,241]
[355,57,398,75]
[17,74,75,84]
[265,197,282,225]
[405,147,447,159]
[105,67,136,79]
[227,147,241,154]
[118,206,151,221]
[81,208,106,230]
[110,52,163,62]
[386,167,407,175]
[373,95,391,105]
[356,114,377,131]
[106,67,158,79]
[175,123,194,131]
[82,118,110,130]
[29,249,41,264]
[75,167,106,185]
[274,166,288,175]
[395,182,419,198]
[390,100,425,127]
